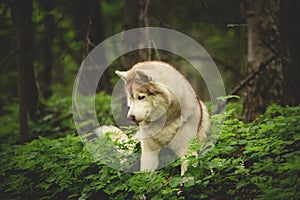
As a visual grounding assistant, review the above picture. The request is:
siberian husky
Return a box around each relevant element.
[97,61,210,175]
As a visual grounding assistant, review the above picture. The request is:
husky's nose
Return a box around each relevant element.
[128,114,136,122]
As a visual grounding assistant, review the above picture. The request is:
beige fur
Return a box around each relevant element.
[115,61,210,174]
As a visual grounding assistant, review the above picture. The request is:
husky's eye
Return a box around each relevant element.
[137,95,145,100]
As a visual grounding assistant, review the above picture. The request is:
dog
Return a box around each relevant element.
[96,61,210,175]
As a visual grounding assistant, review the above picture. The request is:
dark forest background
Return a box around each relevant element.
[0,0,299,199]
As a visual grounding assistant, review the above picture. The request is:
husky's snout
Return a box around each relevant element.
[128,114,136,122]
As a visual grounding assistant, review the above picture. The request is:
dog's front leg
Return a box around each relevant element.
[140,151,159,171]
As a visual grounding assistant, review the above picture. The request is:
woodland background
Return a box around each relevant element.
[0,0,299,199]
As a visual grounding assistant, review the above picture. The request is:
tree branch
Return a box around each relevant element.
[213,55,278,114]
[261,39,290,64]
[229,55,277,96]
[0,48,18,68]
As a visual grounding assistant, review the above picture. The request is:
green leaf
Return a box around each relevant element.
[169,177,183,188]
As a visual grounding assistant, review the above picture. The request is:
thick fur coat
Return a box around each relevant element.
[112,61,210,174]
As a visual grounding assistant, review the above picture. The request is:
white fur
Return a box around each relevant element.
[115,61,210,174]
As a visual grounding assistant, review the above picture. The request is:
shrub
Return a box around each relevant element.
[0,104,299,199]
[0,92,113,148]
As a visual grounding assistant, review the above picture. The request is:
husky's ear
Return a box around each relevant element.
[115,70,128,81]
[135,69,152,83]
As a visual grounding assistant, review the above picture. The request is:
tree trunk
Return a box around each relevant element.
[123,0,151,69]
[12,0,39,143]
[72,0,110,92]
[73,0,104,59]
[123,0,141,69]
[40,0,54,99]
[243,0,284,122]
[279,0,300,105]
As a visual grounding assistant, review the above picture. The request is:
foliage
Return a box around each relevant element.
[182,104,300,199]
[0,102,20,148]
[1,1,299,198]
[0,0,243,111]
[0,92,113,149]
[0,103,299,199]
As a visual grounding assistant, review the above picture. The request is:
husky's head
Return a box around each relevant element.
[115,69,173,126]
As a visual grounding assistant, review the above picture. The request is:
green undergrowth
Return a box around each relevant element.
[0,103,299,199]
[0,92,113,149]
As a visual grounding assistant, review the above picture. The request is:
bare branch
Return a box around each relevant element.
[84,19,96,57]
[0,48,18,68]
[54,3,73,27]
[261,39,290,64]
[213,55,278,114]
[143,0,150,27]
